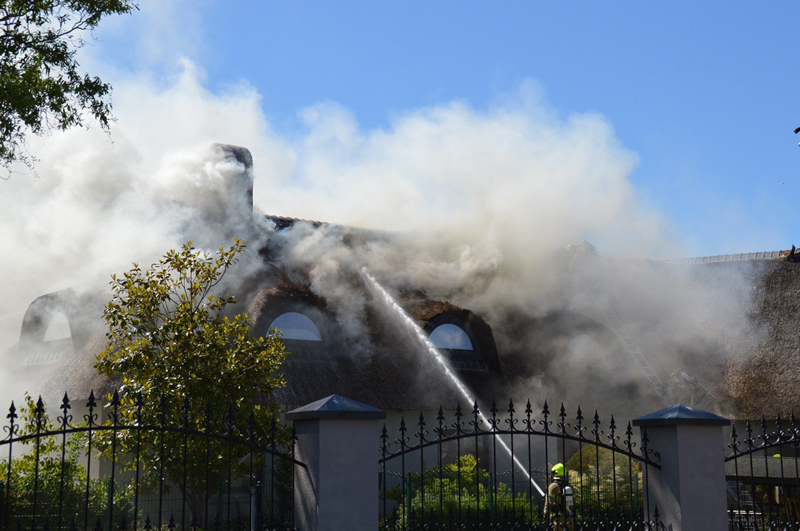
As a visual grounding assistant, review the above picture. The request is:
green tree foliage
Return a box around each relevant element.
[2,395,129,530]
[564,445,643,515]
[384,455,538,527]
[95,240,288,519]
[0,0,138,174]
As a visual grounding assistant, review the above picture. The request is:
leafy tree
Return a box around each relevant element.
[0,0,138,174]
[1,395,128,531]
[564,446,643,516]
[384,455,537,528]
[95,240,289,523]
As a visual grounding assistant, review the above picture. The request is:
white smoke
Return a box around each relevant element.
[0,8,758,414]
[263,89,682,327]
[0,65,284,356]
[1,60,673,334]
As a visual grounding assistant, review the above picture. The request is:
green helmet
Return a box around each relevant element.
[552,463,565,477]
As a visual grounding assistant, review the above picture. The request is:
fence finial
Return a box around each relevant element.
[625,421,635,452]
[417,411,426,444]
[608,416,619,449]
[576,407,585,439]
[454,403,463,433]
[729,423,739,450]
[593,411,602,442]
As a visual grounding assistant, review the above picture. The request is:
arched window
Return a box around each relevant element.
[269,312,322,341]
[429,323,473,351]
[43,312,71,342]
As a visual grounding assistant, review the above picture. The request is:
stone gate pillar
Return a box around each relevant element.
[633,405,730,531]
[287,395,386,531]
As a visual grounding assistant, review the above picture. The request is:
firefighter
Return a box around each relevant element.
[670,368,705,407]
[546,463,574,530]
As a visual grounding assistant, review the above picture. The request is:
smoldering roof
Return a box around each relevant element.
[11,251,510,411]
[6,199,800,418]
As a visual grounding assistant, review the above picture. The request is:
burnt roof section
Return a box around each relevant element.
[25,274,509,412]
[723,258,800,417]
[10,191,800,419]
[267,215,326,231]
[248,276,329,315]
[264,214,390,246]
[259,282,509,411]
[18,251,800,416]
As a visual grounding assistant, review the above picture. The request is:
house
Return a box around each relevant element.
[6,145,800,429]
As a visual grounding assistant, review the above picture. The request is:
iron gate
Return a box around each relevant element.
[0,391,305,531]
[726,416,800,531]
[379,399,664,531]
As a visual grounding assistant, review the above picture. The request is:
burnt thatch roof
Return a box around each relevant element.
[251,282,508,411]
[13,276,509,412]
[8,235,800,419]
[724,259,800,417]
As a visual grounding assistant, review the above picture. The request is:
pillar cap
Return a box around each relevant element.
[286,394,387,420]
[633,404,730,427]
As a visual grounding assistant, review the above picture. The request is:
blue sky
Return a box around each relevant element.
[92,1,800,256]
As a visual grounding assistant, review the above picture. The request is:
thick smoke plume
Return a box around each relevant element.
[0,61,758,416]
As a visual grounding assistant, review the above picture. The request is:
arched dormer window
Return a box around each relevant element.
[43,312,71,342]
[429,323,473,351]
[268,312,322,341]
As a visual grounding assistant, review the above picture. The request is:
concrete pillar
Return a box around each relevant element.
[633,405,730,531]
[286,395,386,531]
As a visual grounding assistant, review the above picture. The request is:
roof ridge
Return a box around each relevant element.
[667,249,791,264]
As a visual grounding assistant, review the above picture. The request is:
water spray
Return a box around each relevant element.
[361,268,545,497]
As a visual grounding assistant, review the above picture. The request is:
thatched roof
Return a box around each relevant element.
[6,226,800,419]
[250,283,508,411]
[724,258,800,417]
[11,276,508,412]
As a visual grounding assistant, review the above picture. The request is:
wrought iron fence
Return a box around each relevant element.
[726,415,800,531]
[379,400,664,531]
[0,391,305,531]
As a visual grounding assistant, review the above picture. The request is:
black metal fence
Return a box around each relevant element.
[0,391,305,531]
[379,400,664,531]
[726,416,800,531]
